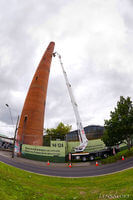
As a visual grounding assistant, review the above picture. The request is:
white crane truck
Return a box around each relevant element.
[53,52,117,161]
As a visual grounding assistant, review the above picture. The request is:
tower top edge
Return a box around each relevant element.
[50,41,55,45]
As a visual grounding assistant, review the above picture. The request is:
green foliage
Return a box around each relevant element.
[46,122,71,139]
[101,147,133,164]
[102,96,133,149]
[0,161,133,199]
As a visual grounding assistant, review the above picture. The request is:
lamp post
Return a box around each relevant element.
[5,104,19,158]
[5,104,14,125]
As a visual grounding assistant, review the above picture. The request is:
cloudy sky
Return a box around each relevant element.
[0,0,133,137]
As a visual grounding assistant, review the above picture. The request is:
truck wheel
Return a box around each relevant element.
[82,157,87,162]
[75,156,80,160]
[89,155,95,161]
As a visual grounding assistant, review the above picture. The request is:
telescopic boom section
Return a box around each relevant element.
[53,52,88,152]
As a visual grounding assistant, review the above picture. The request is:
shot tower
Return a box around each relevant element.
[17,42,55,146]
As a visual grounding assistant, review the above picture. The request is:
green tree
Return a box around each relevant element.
[102,96,133,150]
[46,122,72,139]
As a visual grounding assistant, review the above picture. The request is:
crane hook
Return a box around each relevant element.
[53,52,57,57]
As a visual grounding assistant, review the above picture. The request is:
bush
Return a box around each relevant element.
[101,147,133,164]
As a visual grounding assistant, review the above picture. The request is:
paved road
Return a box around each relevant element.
[0,153,133,177]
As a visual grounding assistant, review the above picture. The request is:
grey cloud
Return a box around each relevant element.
[118,0,133,29]
[0,0,133,137]
[101,69,133,97]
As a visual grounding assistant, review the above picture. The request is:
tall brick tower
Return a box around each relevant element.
[17,42,55,146]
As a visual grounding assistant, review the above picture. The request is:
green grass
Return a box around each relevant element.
[0,162,133,200]
[101,147,133,164]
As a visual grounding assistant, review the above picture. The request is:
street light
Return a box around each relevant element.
[5,104,19,158]
[5,104,14,125]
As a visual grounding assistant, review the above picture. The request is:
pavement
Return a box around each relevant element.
[0,150,133,177]
[0,150,94,167]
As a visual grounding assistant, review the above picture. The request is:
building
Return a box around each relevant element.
[66,125,104,141]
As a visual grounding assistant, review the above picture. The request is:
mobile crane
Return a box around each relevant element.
[53,52,118,161]
[53,52,88,152]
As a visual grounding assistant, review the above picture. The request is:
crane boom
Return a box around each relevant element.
[53,52,88,152]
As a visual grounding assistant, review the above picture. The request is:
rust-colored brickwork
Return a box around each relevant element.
[17,42,55,146]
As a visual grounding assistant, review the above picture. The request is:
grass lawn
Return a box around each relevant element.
[0,162,133,200]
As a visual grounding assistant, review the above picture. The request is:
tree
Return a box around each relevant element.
[102,96,133,150]
[46,122,72,139]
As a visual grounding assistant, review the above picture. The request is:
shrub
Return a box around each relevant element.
[101,147,133,164]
